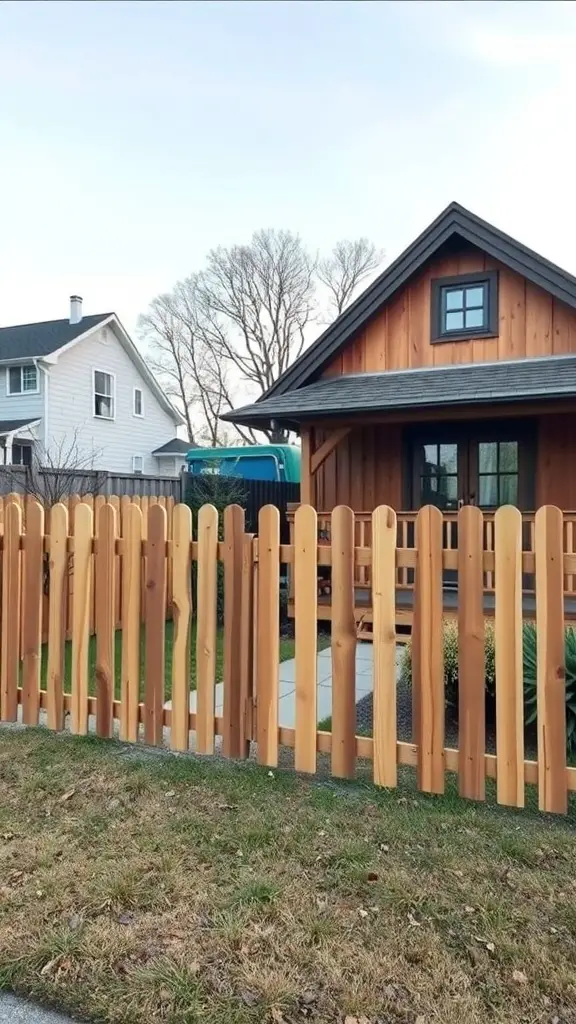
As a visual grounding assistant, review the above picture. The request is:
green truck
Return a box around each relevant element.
[185,443,300,483]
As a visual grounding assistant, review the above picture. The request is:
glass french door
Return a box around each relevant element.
[411,428,533,511]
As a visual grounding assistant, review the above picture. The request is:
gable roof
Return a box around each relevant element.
[0,311,185,426]
[0,418,42,436]
[152,437,191,455]
[262,201,576,399]
[223,354,576,430]
[0,313,111,361]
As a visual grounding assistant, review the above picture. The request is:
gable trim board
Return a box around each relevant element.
[259,202,576,400]
[223,354,576,429]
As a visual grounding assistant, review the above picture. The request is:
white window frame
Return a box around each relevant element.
[93,369,116,420]
[6,364,40,396]
[133,386,144,418]
[132,454,144,474]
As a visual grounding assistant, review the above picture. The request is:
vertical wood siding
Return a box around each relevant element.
[322,247,576,375]
[313,425,403,512]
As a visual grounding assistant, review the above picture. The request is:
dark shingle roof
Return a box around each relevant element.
[0,314,111,361]
[152,438,192,455]
[0,418,41,435]
[261,201,576,399]
[223,355,576,428]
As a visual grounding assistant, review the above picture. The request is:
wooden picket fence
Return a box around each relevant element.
[0,498,574,816]
[0,493,176,638]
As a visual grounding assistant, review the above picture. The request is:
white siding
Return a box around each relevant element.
[154,455,188,476]
[0,363,45,435]
[47,325,179,475]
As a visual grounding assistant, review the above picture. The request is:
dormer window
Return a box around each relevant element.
[431,270,498,342]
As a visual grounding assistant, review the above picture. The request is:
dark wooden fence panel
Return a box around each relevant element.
[0,468,182,500]
[184,474,299,542]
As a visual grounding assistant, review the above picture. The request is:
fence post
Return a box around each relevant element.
[70,502,93,736]
[256,505,280,767]
[294,504,318,773]
[495,505,524,807]
[195,503,218,754]
[535,505,567,814]
[0,501,22,722]
[222,505,246,759]
[240,534,255,755]
[170,503,192,752]
[144,503,167,746]
[95,503,116,738]
[372,505,397,789]
[458,505,485,802]
[120,503,142,743]
[21,500,44,726]
[331,505,357,779]
[46,503,68,731]
[413,505,444,795]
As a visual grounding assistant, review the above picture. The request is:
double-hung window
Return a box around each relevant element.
[94,370,115,419]
[7,365,39,395]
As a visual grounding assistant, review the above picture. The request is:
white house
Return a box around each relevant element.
[0,296,188,476]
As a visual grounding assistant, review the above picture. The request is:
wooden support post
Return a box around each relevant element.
[300,427,312,505]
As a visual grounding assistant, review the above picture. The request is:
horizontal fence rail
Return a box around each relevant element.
[0,498,574,816]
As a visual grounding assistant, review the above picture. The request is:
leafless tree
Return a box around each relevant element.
[318,238,384,317]
[140,229,383,444]
[3,429,108,507]
[139,280,258,446]
[138,295,199,444]
[196,230,316,406]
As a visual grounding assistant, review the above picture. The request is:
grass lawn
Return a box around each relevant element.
[39,624,300,703]
[0,731,575,1023]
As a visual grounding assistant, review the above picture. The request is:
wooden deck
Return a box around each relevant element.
[286,506,576,634]
[288,585,576,633]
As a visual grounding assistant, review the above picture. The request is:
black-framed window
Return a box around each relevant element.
[419,442,459,510]
[431,270,498,342]
[477,440,518,508]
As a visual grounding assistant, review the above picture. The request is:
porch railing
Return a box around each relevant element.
[286,507,576,598]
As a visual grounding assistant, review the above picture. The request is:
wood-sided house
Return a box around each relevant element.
[224,202,576,627]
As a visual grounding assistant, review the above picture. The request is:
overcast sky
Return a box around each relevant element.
[1,0,575,337]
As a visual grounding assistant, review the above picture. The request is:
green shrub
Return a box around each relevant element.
[400,621,576,751]
[523,623,576,750]
[399,621,495,707]
[186,473,248,625]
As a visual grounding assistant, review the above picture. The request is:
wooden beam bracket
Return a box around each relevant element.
[310,427,351,475]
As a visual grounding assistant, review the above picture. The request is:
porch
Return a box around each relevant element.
[286,506,576,633]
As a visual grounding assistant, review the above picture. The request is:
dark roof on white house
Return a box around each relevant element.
[0,314,112,361]
[253,201,576,402]
[152,438,191,455]
[222,355,576,429]
[0,418,41,436]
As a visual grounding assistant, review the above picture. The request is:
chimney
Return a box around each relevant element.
[69,295,83,325]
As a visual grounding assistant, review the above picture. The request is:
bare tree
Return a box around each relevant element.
[3,429,108,507]
[139,280,258,446]
[138,295,199,444]
[318,238,384,317]
[195,230,316,417]
[140,229,383,444]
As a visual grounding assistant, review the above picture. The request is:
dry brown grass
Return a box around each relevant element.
[0,728,575,1024]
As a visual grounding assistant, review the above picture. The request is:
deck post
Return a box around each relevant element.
[300,427,313,504]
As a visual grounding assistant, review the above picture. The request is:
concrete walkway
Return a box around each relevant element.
[0,994,74,1022]
[173,643,376,728]
[277,643,374,726]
